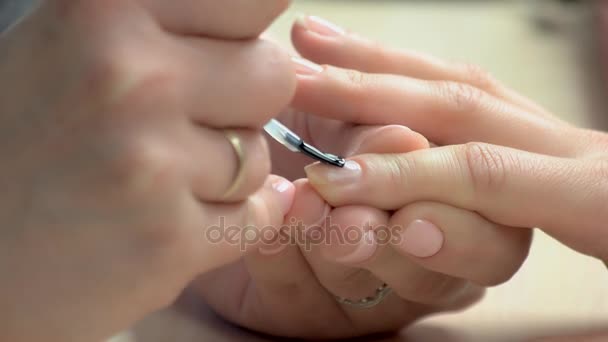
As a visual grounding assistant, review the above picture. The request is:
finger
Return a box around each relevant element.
[291,15,549,116]
[273,109,428,159]
[185,126,271,202]
[389,201,531,286]
[346,125,429,156]
[316,206,482,308]
[292,63,579,157]
[299,204,391,304]
[307,122,429,158]
[235,179,351,336]
[305,144,608,260]
[196,175,295,273]
[298,203,437,331]
[142,0,291,38]
[176,38,295,128]
[258,178,330,257]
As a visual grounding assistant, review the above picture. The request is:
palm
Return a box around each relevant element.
[190,246,424,339]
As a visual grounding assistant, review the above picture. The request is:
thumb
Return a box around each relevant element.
[305,143,608,260]
[198,175,295,273]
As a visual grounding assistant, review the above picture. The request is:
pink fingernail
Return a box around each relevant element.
[300,15,346,37]
[305,160,362,186]
[272,179,296,216]
[399,220,444,258]
[292,56,324,76]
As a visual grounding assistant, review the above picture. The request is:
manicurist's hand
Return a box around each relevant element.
[291,16,608,265]
[0,1,296,341]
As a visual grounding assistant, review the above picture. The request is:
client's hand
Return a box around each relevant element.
[191,17,531,339]
[292,17,607,273]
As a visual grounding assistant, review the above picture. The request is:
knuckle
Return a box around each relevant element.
[109,137,180,194]
[344,69,369,88]
[243,40,296,124]
[463,143,510,194]
[433,81,486,115]
[374,156,415,206]
[390,155,415,187]
[85,47,178,107]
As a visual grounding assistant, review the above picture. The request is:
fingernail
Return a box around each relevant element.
[272,179,296,216]
[351,125,414,155]
[292,56,323,76]
[299,15,346,37]
[334,230,377,264]
[305,160,362,186]
[399,220,444,258]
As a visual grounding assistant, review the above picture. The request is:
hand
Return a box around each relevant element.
[191,16,531,339]
[0,1,295,341]
[194,126,452,339]
[291,17,608,263]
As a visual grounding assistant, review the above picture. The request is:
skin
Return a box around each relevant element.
[291,15,608,339]
[0,0,297,341]
[294,18,608,263]
[193,16,533,339]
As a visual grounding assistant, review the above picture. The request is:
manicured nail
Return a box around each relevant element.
[335,230,377,264]
[305,160,362,186]
[292,56,323,76]
[300,15,346,37]
[399,220,444,258]
[351,125,414,155]
[272,179,296,216]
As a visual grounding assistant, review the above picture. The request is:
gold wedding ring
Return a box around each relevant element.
[223,130,247,199]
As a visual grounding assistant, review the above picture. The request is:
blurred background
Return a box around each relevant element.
[122,1,608,341]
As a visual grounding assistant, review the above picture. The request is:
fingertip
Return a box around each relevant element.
[319,206,387,265]
[396,219,445,259]
[304,160,363,207]
[266,175,296,216]
[352,125,430,155]
[291,14,343,64]
[286,178,330,227]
